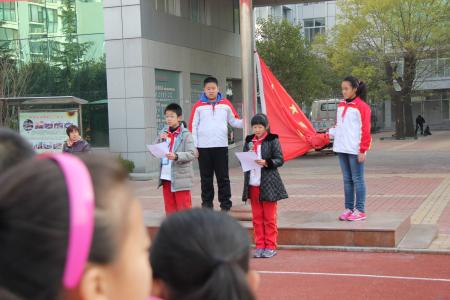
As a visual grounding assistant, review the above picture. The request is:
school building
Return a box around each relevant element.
[103,0,318,173]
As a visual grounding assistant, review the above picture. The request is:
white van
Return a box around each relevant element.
[309,98,340,132]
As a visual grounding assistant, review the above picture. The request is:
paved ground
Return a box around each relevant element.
[252,250,450,300]
[135,130,450,250]
[137,131,450,299]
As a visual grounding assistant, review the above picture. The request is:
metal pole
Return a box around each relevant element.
[240,0,254,139]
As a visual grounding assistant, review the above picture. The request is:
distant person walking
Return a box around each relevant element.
[63,125,91,154]
[415,115,425,136]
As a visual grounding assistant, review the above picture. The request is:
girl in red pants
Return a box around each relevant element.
[242,114,288,258]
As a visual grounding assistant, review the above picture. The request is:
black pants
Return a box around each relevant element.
[198,147,232,210]
[415,123,424,135]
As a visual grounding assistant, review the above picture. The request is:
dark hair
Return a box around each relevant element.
[164,103,183,117]
[251,113,269,128]
[0,155,132,300]
[0,128,34,173]
[343,76,367,100]
[203,76,218,87]
[150,209,255,300]
[66,125,80,137]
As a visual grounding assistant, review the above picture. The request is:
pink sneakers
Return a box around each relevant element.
[339,209,353,221]
[347,210,366,221]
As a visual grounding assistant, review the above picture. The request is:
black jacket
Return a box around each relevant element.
[242,133,288,202]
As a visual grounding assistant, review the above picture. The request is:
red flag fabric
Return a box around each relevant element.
[258,55,329,160]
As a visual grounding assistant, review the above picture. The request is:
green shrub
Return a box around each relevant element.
[118,155,135,173]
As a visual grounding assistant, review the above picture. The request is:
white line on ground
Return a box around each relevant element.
[258,271,450,283]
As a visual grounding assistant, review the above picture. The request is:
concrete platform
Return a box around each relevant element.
[243,211,411,248]
[144,210,412,248]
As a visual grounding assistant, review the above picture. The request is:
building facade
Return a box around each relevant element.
[104,0,243,172]
[0,0,104,63]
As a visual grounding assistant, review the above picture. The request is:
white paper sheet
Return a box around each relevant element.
[147,142,169,159]
[235,151,261,172]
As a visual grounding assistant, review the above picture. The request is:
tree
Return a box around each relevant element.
[256,17,338,106]
[329,0,450,138]
[0,43,31,128]
[52,0,92,93]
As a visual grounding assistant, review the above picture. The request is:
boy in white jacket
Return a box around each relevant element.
[188,76,243,211]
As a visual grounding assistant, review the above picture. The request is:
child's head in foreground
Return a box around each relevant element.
[0,154,152,300]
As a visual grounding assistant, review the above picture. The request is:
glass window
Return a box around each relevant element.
[321,103,337,111]
[29,5,45,23]
[303,17,325,42]
[190,0,206,24]
[155,0,181,17]
[0,3,17,22]
[47,8,58,33]
[233,0,239,33]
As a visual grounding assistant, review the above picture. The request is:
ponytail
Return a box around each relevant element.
[150,209,255,300]
[343,76,367,101]
[180,260,255,300]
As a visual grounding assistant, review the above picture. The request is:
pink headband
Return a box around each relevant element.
[39,153,95,289]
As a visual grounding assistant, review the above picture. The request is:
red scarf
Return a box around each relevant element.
[251,132,268,153]
[167,127,181,152]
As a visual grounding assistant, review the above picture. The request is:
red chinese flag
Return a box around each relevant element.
[258,55,329,160]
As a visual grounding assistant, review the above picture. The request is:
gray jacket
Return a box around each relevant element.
[62,139,91,155]
[156,126,196,192]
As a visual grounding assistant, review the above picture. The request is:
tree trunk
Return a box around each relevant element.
[384,60,405,138]
[393,93,405,139]
[403,96,415,137]
[401,51,417,137]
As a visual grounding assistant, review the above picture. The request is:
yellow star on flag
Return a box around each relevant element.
[289,104,299,115]
[298,121,307,129]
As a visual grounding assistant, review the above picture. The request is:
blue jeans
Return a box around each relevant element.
[337,153,366,212]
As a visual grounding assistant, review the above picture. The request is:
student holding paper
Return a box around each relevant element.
[156,103,196,214]
[242,114,288,259]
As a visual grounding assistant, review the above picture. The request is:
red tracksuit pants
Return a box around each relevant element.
[249,186,278,250]
[162,180,192,215]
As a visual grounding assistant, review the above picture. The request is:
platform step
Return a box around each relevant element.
[144,210,411,248]
[397,224,438,249]
[241,211,411,248]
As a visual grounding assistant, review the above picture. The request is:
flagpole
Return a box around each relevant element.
[230,0,254,222]
[240,0,254,138]
[255,52,266,114]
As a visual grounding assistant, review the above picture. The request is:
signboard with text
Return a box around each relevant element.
[19,110,79,153]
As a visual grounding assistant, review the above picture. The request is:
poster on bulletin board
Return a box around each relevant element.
[155,69,180,131]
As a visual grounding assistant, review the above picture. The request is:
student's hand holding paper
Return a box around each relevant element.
[255,159,267,167]
[166,152,177,160]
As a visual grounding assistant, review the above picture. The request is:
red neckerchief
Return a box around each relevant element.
[167,126,181,152]
[252,132,268,153]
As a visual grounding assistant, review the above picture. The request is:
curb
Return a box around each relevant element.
[271,245,450,255]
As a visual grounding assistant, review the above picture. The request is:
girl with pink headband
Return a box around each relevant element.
[0,154,152,300]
